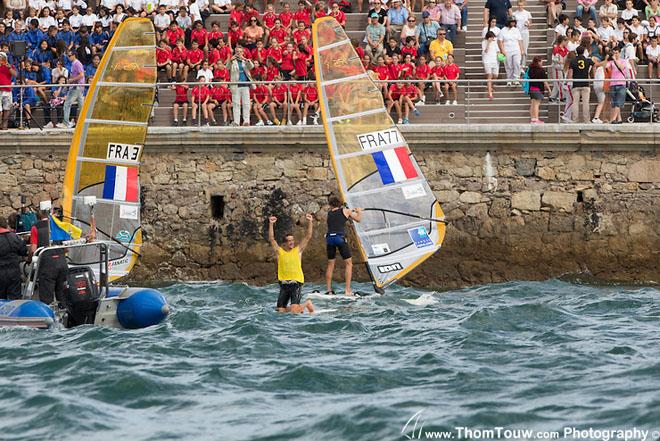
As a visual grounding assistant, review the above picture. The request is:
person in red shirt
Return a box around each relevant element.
[265,58,280,81]
[0,52,16,130]
[262,4,278,34]
[229,3,246,28]
[313,3,326,20]
[269,18,288,45]
[415,55,431,105]
[363,54,373,68]
[431,56,446,103]
[156,39,173,81]
[186,40,204,78]
[353,39,365,60]
[244,4,260,23]
[207,41,221,66]
[400,53,415,79]
[171,38,189,80]
[400,73,422,124]
[251,40,267,65]
[386,81,404,124]
[298,36,312,60]
[171,78,189,126]
[442,54,461,105]
[190,20,208,52]
[293,0,311,27]
[207,22,224,45]
[267,39,283,65]
[208,83,232,125]
[268,73,289,125]
[216,38,232,64]
[280,42,296,79]
[302,79,319,125]
[401,37,418,61]
[293,44,310,80]
[228,21,243,48]
[251,74,272,125]
[164,21,185,48]
[251,59,266,81]
[288,75,304,125]
[278,2,294,30]
[292,21,311,45]
[388,55,403,81]
[213,60,230,82]
[330,2,346,26]
[191,76,211,125]
[373,55,390,95]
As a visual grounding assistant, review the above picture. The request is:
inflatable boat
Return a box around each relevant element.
[0,242,169,330]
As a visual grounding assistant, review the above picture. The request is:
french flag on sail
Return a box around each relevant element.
[372,147,418,185]
[103,165,138,202]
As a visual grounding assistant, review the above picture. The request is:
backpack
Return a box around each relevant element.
[521,68,530,95]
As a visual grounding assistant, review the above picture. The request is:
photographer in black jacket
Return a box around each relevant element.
[0,215,28,300]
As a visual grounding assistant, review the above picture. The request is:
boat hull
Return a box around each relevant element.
[0,287,169,330]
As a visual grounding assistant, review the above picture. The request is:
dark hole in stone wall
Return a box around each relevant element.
[211,195,225,219]
[577,191,584,203]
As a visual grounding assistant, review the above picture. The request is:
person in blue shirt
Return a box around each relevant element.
[89,24,109,55]
[25,19,44,50]
[56,20,76,52]
[13,78,37,128]
[30,39,53,65]
[84,53,99,79]
[7,20,28,47]
[28,60,49,103]
[0,24,9,47]
[45,25,58,55]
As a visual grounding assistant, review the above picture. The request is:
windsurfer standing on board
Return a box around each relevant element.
[268,214,315,314]
[325,194,362,296]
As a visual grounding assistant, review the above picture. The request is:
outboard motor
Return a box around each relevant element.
[64,266,100,327]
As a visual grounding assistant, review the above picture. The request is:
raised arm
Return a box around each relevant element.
[298,213,314,252]
[268,216,279,253]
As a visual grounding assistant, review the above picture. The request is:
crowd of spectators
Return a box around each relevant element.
[0,0,470,127]
[0,0,657,127]
[480,0,659,123]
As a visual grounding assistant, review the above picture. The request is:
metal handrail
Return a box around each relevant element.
[7,77,659,127]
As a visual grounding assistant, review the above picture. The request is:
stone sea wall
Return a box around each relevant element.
[1,128,658,289]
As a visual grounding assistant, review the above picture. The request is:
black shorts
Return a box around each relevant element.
[326,234,351,260]
[277,281,302,308]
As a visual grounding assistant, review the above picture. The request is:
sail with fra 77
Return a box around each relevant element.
[312,17,447,293]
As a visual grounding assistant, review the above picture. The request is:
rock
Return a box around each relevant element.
[446,208,465,221]
[454,166,473,177]
[489,198,510,218]
[466,203,489,219]
[537,166,556,180]
[542,191,576,212]
[511,191,541,211]
[309,167,327,180]
[628,160,660,182]
[515,158,536,176]
[436,190,460,203]
[548,215,575,232]
[459,191,481,203]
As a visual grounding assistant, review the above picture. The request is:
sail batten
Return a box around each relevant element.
[313,17,446,291]
[62,18,156,281]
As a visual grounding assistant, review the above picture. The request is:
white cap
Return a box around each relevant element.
[39,200,52,211]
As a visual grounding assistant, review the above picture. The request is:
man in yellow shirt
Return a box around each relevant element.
[268,214,315,314]
[428,29,454,61]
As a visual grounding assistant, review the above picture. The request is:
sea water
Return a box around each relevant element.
[1,280,659,441]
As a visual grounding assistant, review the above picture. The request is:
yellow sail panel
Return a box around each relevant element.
[313,17,446,291]
[62,18,156,281]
